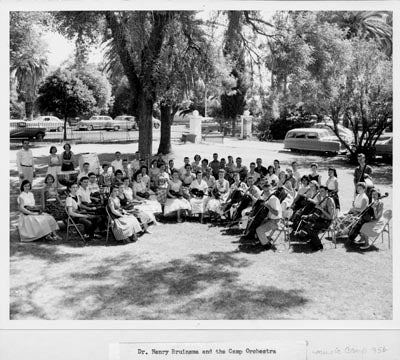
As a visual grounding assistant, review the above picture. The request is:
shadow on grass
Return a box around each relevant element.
[39,251,308,319]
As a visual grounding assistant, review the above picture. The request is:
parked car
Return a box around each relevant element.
[284,128,347,155]
[313,122,354,145]
[373,133,392,160]
[29,115,67,132]
[114,115,137,129]
[77,115,133,131]
[10,119,46,140]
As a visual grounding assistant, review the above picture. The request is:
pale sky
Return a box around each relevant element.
[42,31,104,68]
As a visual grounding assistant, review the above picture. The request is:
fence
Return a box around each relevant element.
[10,121,186,144]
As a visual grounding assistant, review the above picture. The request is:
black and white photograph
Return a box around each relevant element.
[7,3,394,321]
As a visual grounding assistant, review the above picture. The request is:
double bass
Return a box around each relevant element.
[243,190,276,237]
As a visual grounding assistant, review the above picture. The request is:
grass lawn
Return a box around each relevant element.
[9,139,393,320]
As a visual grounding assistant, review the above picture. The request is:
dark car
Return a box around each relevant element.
[10,120,46,140]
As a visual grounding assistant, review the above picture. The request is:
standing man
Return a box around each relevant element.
[209,153,220,179]
[17,139,35,184]
[291,161,302,188]
[353,153,373,197]
[233,157,248,181]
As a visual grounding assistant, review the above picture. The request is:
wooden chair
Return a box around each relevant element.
[64,206,86,243]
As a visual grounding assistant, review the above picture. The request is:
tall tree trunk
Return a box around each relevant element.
[137,89,153,162]
[157,101,172,155]
[63,115,68,141]
[231,117,236,137]
[25,101,33,120]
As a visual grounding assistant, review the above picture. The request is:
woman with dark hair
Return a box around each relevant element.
[200,158,209,174]
[18,179,60,242]
[41,174,65,221]
[140,165,150,191]
[149,159,160,191]
[206,169,230,218]
[132,171,162,216]
[326,167,340,210]
[112,169,124,186]
[181,163,195,199]
[357,188,385,249]
[191,154,202,173]
[108,185,142,243]
[189,170,209,223]
[265,165,278,187]
[46,146,61,187]
[60,143,75,171]
[164,170,191,222]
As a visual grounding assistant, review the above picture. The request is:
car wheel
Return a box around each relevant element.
[114,126,120,131]
[153,122,160,129]
[88,125,94,131]
[57,126,63,132]
[36,132,44,141]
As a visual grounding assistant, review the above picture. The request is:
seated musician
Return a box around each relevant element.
[77,162,90,183]
[66,183,101,241]
[346,183,374,244]
[77,177,106,231]
[231,176,262,221]
[223,172,248,218]
[112,169,124,186]
[240,183,282,251]
[98,163,112,189]
[293,185,335,252]
[87,172,102,203]
[247,162,261,185]
[357,188,385,249]
[349,182,369,215]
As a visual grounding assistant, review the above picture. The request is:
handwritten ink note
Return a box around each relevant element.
[110,342,306,360]
[308,338,399,360]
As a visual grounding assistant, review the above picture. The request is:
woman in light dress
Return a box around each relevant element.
[46,146,61,187]
[189,171,209,223]
[358,188,385,249]
[17,180,60,242]
[164,170,191,222]
[132,171,162,216]
[207,169,230,218]
[108,186,142,243]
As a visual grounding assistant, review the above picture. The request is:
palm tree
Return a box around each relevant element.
[330,11,392,57]
[11,54,48,120]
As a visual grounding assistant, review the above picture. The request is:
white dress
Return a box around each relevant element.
[207,179,230,215]
[17,192,59,242]
[164,180,191,215]
[133,181,162,215]
[189,179,209,214]
[108,197,142,240]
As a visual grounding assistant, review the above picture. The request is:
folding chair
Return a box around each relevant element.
[369,209,392,249]
[105,205,116,244]
[64,206,86,243]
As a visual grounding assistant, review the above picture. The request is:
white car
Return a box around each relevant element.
[313,122,354,145]
[30,115,66,132]
[113,115,161,129]
[78,115,133,131]
[284,128,347,155]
